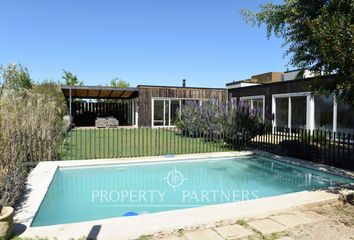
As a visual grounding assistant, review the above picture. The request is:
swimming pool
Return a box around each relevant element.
[31,155,353,227]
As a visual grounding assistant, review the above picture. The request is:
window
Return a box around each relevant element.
[240,96,265,119]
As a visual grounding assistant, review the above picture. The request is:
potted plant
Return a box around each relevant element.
[0,205,14,239]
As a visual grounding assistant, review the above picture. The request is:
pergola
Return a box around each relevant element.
[61,85,139,126]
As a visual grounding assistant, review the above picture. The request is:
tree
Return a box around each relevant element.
[0,63,32,91]
[62,70,83,86]
[102,78,130,103]
[241,0,354,104]
[110,78,130,88]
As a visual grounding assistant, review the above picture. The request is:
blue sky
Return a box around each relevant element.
[0,0,289,88]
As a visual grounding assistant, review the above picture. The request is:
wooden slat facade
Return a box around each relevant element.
[137,86,228,127]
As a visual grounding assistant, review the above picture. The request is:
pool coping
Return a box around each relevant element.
[15,151,354,240]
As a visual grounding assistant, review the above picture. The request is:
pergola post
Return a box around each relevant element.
[134,99,139,127]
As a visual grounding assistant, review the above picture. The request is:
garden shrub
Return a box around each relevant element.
[0,163,27,207]
[177,100,270,145]
[0,64,67,207]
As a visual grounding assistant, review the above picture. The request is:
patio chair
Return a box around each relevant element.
[95,117,107,128]
[107,117,119,128]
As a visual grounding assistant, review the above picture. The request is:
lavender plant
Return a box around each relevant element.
[177,99,270,144]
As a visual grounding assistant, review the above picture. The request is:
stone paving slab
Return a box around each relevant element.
[270,213,309,228]
[214,224,253,239]
[296,211,328,223]
[248,218,287,235]
[277,237,295,240]
[159,236,186,240]
[184,229,223,240]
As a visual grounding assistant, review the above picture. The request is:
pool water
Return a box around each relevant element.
[31,155,353,226]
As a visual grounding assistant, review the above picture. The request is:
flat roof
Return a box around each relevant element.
[226,76,331,91]
[61,85,139,99]
[225,79,250,86]
[137,85,226,90]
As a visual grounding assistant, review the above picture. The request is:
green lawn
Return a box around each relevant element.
[59,128,231,160]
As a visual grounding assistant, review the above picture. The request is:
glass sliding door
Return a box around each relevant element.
[153,100,164,126]
[291,96,307,128]
[313,95,354,133]
[170,100,180,125]
[153,98,204,127]
[314,95,333,131]
[164,100,170,126]
[274,94,310,129]
[337,101,354,134]
[275,98,289,128]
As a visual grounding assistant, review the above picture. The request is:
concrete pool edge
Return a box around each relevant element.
[254,150,354,179]
[15,151,354,239]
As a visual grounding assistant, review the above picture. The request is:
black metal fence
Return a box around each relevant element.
[9,127,354,170]
[249,127,354,171]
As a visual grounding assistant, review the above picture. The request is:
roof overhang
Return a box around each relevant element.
[61,85,139,99]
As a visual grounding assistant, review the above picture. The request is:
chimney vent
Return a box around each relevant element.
[182,79,186,87]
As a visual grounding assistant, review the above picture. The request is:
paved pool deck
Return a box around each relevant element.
[14,151,354,240]
[160,207,331,240]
